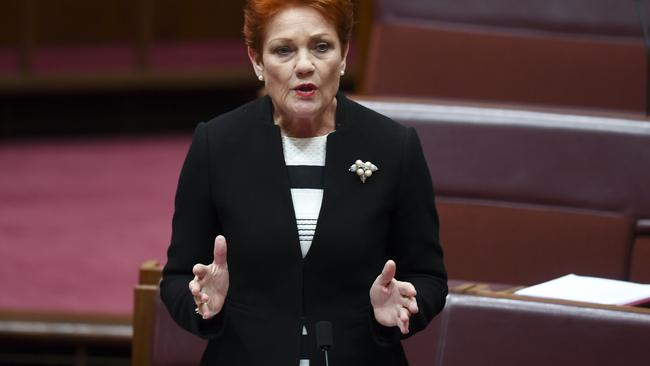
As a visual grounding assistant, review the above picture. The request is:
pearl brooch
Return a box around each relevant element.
[349,160,378,183]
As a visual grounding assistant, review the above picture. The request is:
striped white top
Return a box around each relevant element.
[281,134,327,366]
[281,135,327,258]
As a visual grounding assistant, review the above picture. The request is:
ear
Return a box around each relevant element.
[340,43,350,73]
[247,47,263,79]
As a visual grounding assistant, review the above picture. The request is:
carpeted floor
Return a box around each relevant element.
[0,134,191,316]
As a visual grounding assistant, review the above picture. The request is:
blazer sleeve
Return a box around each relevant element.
[160,121,227,340]
[371,126,448,346]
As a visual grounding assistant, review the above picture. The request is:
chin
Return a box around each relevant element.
[288,102,322,118]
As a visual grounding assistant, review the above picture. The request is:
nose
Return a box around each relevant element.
[294,49,315,76]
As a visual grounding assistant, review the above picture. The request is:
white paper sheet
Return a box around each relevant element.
[514,274,650,305]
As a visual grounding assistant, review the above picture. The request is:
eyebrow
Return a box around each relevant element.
[267,33,336,44]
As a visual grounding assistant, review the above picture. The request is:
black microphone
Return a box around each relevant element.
[315,321,333,366]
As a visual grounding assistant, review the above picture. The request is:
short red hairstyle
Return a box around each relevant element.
[244,0,354,61]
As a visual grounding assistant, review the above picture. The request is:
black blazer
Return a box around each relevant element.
[161,93,447,366]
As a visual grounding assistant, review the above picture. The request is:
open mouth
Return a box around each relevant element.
[294,83,318,96]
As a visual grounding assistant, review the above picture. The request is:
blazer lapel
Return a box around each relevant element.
[304,94,360,261]
[244,98,304,262]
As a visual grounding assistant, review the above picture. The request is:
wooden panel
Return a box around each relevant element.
[630,236,650,283]
[0,310,131,343]
[152,0,368,42]
[132,285,157,366]
[132,261,163,366]
[153,0,246,41]
[353,0,374,90]
[0,0,366,90]
[0,0,21,74]
[0,0,21,46]
[139,259,163,286]
[364,23,646,112]
[35,0,138,44]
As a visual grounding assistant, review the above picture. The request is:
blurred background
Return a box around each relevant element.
[0,0,648,365]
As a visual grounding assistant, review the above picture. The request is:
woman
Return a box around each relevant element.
[160,1,447,365]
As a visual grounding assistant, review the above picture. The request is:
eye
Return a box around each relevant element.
[274,46,291,56]
[315,42,330,53]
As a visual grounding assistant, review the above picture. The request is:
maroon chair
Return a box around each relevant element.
[354,96,650,285]
[363,0,646,113]
[435,293,650,366]
[150,289,206,366]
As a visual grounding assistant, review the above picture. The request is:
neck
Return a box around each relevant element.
[273,98,337,138]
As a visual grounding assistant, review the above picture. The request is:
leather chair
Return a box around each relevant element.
[354,96,650,285]
[435,292,650,366]
[149,290,206,366]
[362,0,646,113]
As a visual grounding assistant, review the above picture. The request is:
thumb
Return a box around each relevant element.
[213,235,228,266]
[378,259,396,286]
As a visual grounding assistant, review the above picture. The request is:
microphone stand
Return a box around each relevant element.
[315,321,333,366]
[324,348,330,366]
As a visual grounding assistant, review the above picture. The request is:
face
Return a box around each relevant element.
[249,6,347,123]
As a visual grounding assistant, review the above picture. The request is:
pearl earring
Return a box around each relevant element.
[258,74,264,81]
[340,69,345,76]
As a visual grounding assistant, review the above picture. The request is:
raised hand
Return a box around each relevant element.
[369,260,418,334]
[188,235,229,319]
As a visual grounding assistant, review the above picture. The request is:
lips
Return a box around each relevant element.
[293,83,318,98]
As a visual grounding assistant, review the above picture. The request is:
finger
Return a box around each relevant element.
[189,276,209,305]
[399,307,410,323]
[399,307,411,334]
[397,314,408,334]
[378,260,396,287]
[191,286,206,304]
[193,263,208,278]
[397,320,407,334]
[402,317,410,334]
[200,292,209,303]
[194,296,203,307]
[213,235,228,266]
[397,281,417,297]
[202,308,215,320]
[193,295,203,307]
[404,297,419,314]
[189,277,201,296]
[197,302,216,320]
[194,293,210,308]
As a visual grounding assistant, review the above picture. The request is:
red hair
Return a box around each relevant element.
[244,0,353,60]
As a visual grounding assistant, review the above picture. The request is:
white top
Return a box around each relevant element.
[281,135,327,258]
